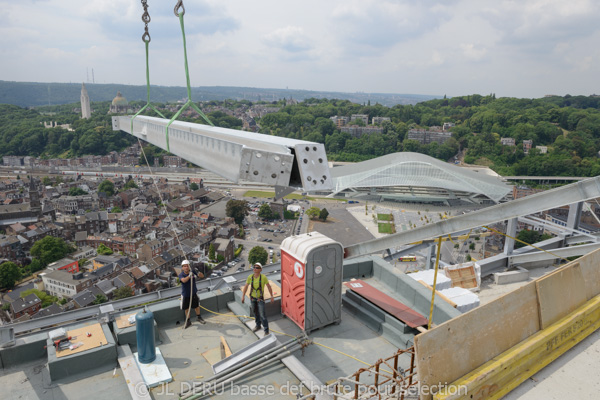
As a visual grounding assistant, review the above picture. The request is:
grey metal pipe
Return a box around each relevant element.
[180,336,305,396]
[182,344,303,400]
[205,336,304,381]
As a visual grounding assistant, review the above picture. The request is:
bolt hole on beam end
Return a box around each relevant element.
[253,171,259,175]
[307,176,312,181]
[305,146,310,151]
[303,159,308,164]
[271,174,277,179]
[313,146,317,151]
[319,158,323,163]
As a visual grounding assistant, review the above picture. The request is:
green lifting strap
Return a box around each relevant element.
[131,40,167,134]
[165,11,214,152]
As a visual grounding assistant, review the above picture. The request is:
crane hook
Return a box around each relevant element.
[174,0,185,17]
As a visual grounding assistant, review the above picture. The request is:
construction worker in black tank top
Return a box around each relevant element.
[241,262,274,335]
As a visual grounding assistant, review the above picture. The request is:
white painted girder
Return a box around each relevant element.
[112,115,332,193]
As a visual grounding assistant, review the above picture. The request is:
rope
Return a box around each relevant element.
[165,11,214,151]
[427,237,442,330]
[131,1,166,134]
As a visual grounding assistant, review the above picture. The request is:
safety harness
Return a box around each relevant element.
[250,274,265,300]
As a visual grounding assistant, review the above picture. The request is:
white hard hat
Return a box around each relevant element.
[181,260,190,266]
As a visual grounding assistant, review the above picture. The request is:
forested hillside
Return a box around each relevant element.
[257,94,600,177]
[1,94,600,178]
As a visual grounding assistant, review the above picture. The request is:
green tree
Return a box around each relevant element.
[30,236,74,266]
[113,286,134,300]
[306,207,321,219]
[208,243,216,261]
[239,224,245,239]
[98,180,115,196]
[28,258,44,273]
[123,179,138,190]
[0,262,21,289]
[68,187,88,196]
[190,182,199,191]
[465,254,472,261]
[93,294,108,305]
[469,243,475,250]
[111,206,123,213]
[258,203,273,219]
[248,246,268,266]
[226,199,249,224]
[319,208,329,221]
[97,244,113,255]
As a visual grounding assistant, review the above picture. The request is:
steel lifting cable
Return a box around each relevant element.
[131,0,166,135]
[165,0,214,152]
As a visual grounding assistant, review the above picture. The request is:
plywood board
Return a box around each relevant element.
[578,248,600,300]
[445,265,478,289]
[202,347,222,366]
[415,282,540,400]
[243,279,281,300]
[434,295,600,400]
[536,262,587,329]
[115,313,137,329]
[55,323,108,358]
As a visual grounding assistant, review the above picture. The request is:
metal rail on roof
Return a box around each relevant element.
[112,115,332,198]
[7,264,281,335]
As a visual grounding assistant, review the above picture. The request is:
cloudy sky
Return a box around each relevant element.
[1,0,599,99]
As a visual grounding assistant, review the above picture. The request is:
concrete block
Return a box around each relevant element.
[214,289,235,312]
[112,318,160,348]
[357,260,374,278]
[342,262,358,279]
[494,266,530,285]
[47,322,117,381]
[0,331,48,369]
[147,298,180,325]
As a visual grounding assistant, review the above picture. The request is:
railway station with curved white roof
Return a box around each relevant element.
[329,152,511,205]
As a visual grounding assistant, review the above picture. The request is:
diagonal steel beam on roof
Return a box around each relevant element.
[112,115,332,195]
[345,175,600,258]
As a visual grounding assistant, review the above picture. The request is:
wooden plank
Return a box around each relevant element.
[445,266,478,289]
[536,263,587,329]
[56,323,108,358]
[579,249,600,300]
[115,313,137,329]
[417,280,457,308]
[344,279,428,328]
[434,294,600,400]
[415,282,540,400]
[220,336,232,358]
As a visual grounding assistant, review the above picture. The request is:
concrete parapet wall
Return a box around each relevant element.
[416,248,600,400]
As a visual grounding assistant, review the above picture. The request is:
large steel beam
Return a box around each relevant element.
[345,176,600,258]
[509,242,600,263]
[112,115,332,195]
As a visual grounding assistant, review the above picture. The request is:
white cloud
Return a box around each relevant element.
[460,43,487,61]
[263,26,312,53]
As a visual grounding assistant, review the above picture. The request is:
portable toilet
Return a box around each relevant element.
[280,232,344,333]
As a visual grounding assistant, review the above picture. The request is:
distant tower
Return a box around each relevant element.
[29,178,42,217]
[81,83,91,119]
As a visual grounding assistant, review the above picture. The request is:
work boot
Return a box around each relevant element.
[184,319,192,329]
[252,324,261,332]
[197,315,206,324]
